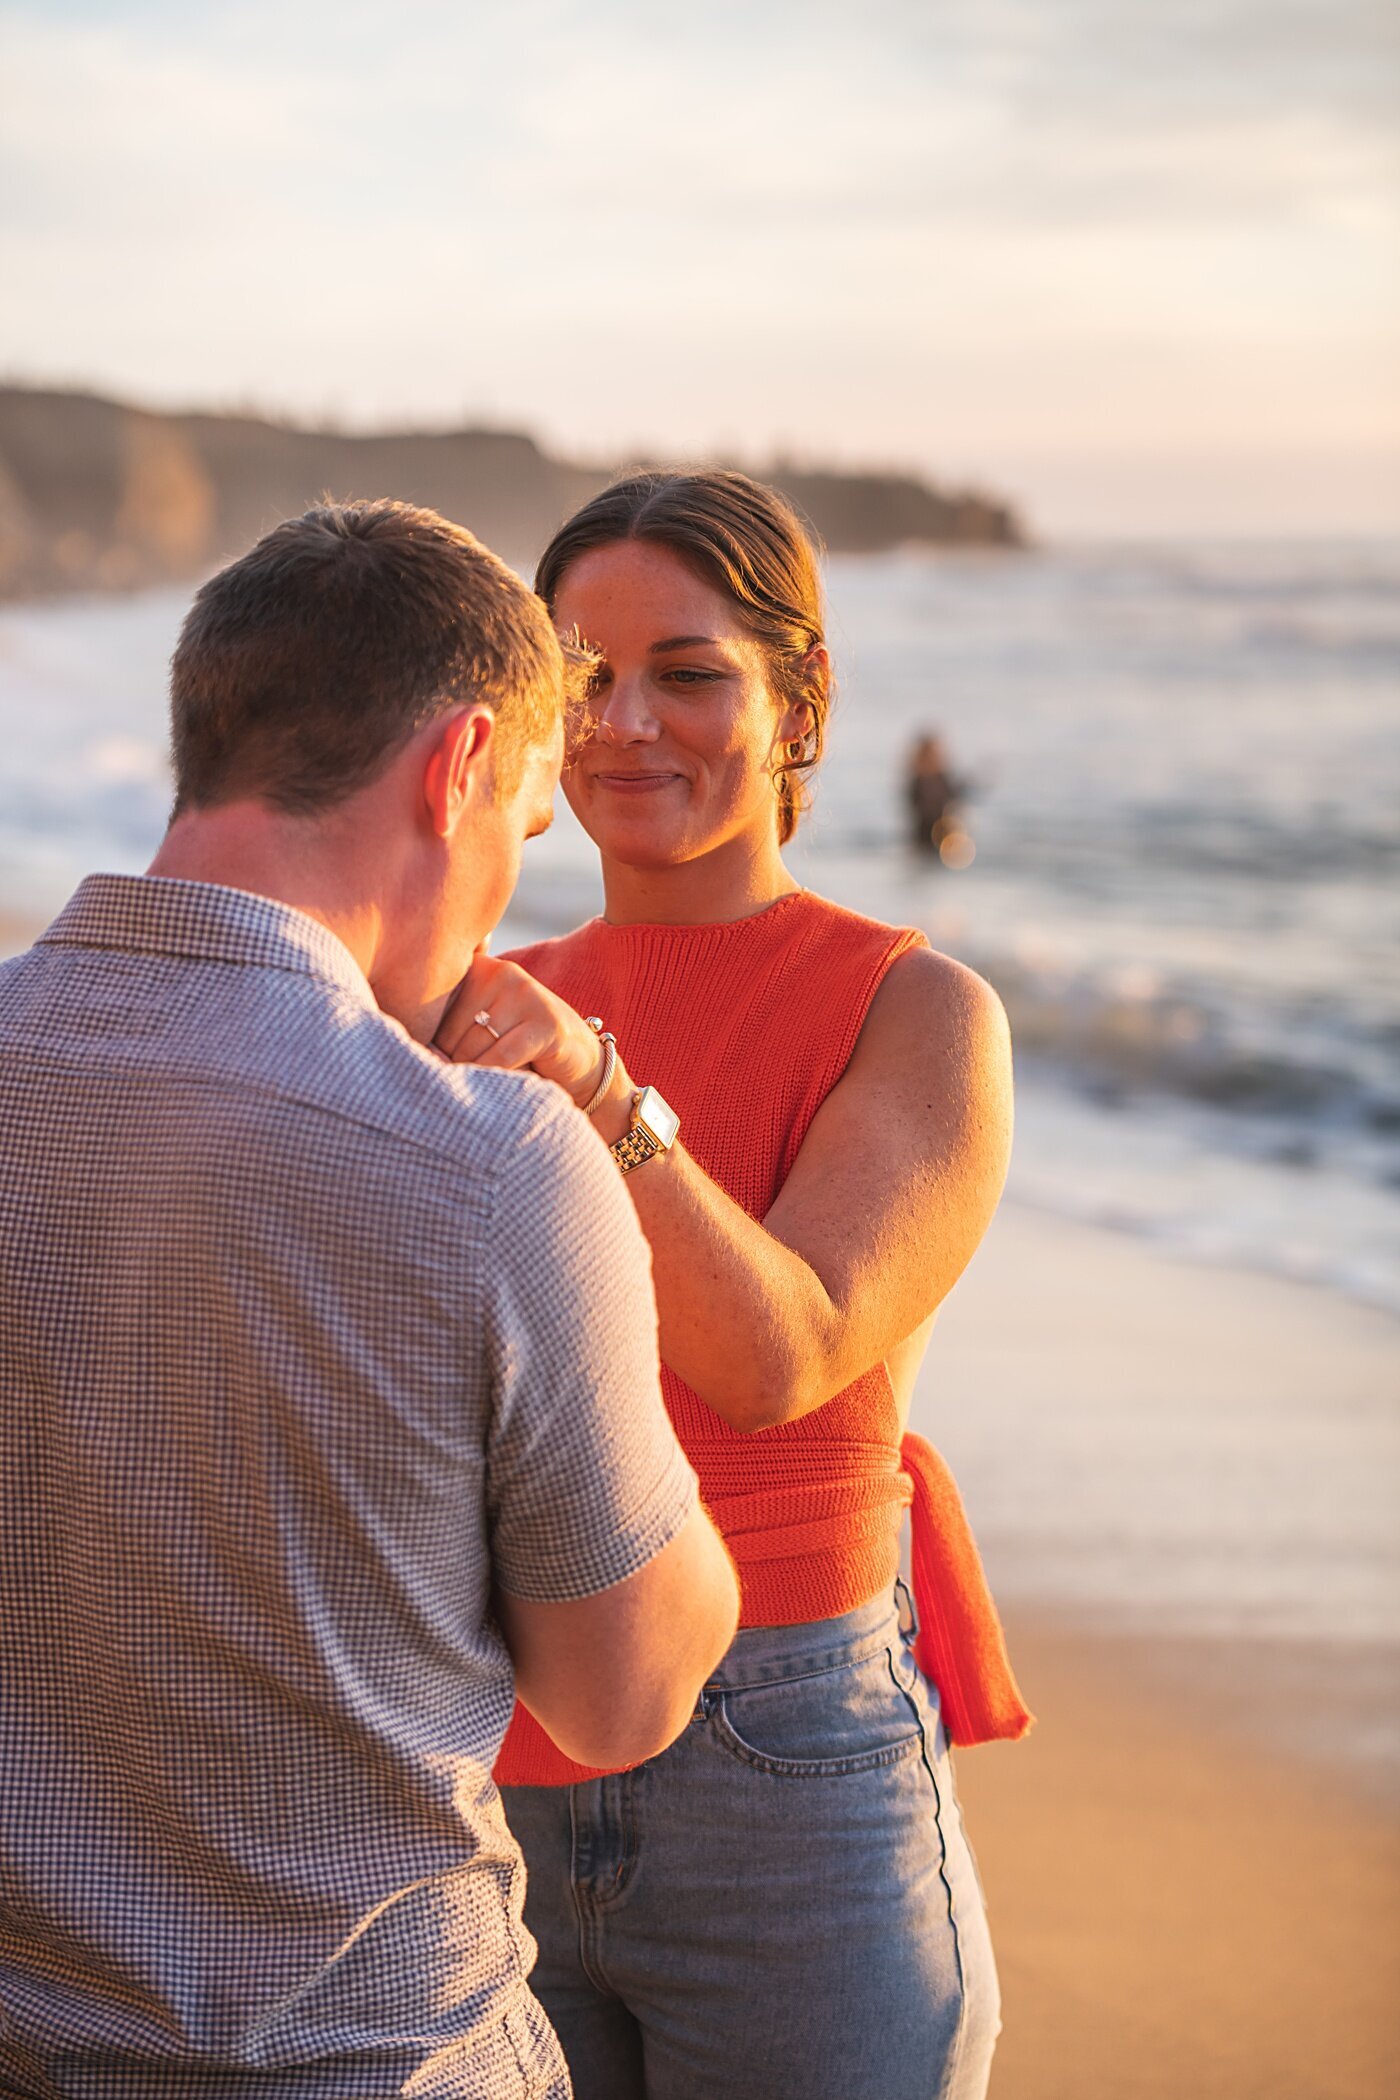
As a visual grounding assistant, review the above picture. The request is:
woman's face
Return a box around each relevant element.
[552,539,807,872]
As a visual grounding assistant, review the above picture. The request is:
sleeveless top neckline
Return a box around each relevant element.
[590,888,806,938]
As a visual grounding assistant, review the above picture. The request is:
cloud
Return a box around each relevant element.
[0,0,1395,529]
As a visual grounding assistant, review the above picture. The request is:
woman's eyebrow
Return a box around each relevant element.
[648,634,722,654]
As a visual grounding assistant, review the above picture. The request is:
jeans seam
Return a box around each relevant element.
[606,1769,639,1908]
[567,1787,616,1998]
[888,1644,971,2097]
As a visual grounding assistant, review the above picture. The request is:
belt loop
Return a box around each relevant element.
[894,1574,919,1643]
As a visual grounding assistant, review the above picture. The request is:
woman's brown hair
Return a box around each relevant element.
[534,469,831,844]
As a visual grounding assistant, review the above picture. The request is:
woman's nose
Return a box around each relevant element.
[595,679,660,746]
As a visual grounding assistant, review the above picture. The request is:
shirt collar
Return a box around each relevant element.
[39,874,377,1007]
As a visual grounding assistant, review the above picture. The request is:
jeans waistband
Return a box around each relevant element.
[705,1587,908,1693]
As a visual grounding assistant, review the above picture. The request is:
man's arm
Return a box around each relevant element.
[483,1085,737,1769]
[497,1503,738,1770]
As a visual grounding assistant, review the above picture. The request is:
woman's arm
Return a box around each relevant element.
[438,948,1012,1433]
[626,948,1012,1428]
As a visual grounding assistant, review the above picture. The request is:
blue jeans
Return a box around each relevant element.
[503,1588,1000,2100]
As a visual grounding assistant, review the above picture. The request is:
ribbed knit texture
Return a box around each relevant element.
[494,890,1030,1783]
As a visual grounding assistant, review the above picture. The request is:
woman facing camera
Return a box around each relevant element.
[438,471,1029,2100]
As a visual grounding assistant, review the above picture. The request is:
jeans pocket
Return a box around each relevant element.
[706,1648,927,1778]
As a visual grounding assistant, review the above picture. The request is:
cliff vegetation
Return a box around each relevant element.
[0,386,1027,601]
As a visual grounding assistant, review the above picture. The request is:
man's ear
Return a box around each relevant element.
[422,705,496,839]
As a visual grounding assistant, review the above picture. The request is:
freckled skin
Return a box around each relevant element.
[442,538,1014,1431]
[555,541,810,922]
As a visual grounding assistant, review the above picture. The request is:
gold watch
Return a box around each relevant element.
[609,1086,680,1175]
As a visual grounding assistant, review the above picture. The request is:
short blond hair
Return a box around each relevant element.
[171,499,565,812]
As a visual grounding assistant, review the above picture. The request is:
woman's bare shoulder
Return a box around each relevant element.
[859,943,1010,1068]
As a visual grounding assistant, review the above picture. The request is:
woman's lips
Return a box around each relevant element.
[590,771,682,794]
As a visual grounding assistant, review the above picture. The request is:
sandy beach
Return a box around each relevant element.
[921,1206,1400,2099]
[955,1610,1400,2100]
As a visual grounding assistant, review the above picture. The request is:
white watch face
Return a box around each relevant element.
[634,1086,680,1152]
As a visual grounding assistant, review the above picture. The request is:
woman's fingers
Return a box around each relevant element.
[435,957,614,1108]
[467,1014,557,1074]
[436,954,508,1058]
[438,998,533,1066]
[472,1014,612,1110]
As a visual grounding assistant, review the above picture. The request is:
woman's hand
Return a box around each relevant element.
[435,954,629,1114]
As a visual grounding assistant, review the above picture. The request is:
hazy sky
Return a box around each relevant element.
[2,0,1396,535]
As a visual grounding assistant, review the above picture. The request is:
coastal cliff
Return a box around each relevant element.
[0,387,1026,601]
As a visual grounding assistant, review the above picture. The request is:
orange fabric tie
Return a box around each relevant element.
[705,1428,1031,1745]
[901,1432,1033,1744]
[496,1428,1031,1783]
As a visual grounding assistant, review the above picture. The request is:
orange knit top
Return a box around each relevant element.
[494,889,1030,1787]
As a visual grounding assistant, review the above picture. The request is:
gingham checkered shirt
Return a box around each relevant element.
[0,875,697,2097]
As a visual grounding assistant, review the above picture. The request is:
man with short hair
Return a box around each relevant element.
[0,501,739,2099]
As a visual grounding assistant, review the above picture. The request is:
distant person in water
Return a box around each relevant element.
[906,729,976,865]
[436,470,1031,2100]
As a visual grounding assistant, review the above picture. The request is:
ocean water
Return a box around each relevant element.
[2,543,1397,1311]
[516,538,1400,1318]
[2,543,1397,1698]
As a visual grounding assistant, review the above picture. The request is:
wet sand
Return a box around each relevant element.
[954,1608,1400,2099]
[922,1208,1400,2098]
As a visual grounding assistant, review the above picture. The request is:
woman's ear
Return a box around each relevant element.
[803,643,831,696]
[790,646,829,746]
[778,694,820,757]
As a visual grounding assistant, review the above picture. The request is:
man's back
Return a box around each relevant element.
[0,876,697,2095]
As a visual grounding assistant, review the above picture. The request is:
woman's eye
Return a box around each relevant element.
[662,667,717,687]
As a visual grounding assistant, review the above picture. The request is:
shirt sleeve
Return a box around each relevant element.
[482,1088,698,1603]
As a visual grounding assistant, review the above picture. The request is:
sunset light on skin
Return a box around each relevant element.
[2,0,1395,536]
[2,0,1399,2062]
